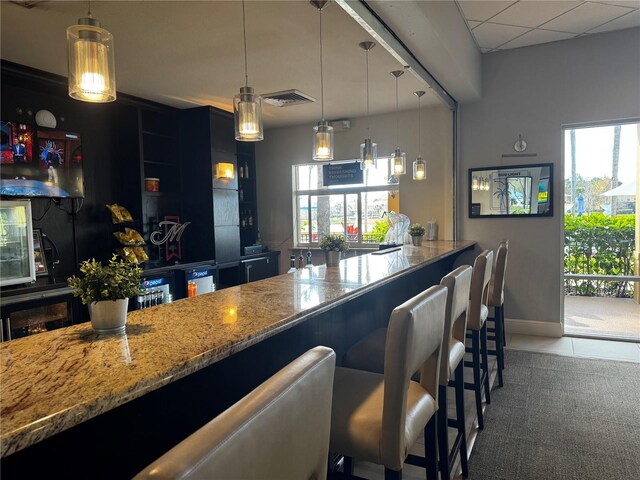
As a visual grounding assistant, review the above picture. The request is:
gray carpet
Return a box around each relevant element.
[468,350,640,479]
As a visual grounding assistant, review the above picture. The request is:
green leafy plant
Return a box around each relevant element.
[564,213,635,298]
[68,255,142,304]
[318,233,350,252]
[369,219,390,243]
[408,223,426,237]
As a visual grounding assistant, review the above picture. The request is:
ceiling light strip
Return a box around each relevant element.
[334,0,456,110]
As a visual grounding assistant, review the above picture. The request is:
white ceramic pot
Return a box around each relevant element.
[88,299,129,335]
[325,250,341,267]
[411,235,424,247]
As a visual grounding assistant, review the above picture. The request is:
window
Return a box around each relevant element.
[293,159,397,247]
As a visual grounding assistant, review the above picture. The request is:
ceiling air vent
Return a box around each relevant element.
[262,89,316,107]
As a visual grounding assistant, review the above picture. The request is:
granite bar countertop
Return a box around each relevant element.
[0,240,474,457]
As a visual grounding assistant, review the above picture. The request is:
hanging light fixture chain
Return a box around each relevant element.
[87,0,91,17]
[242,0,249,87]
[319,7,324,120]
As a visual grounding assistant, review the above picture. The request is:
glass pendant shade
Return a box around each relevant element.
[360,138,377,169]
[313,120,334,161]
[413,156,427,181]
[234,86,263,142]
[391,147,406,175]
[67,18,116,103]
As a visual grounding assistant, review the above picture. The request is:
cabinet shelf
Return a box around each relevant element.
[144,160,179,167]
[142,191,179,197]
[142,130,175,139]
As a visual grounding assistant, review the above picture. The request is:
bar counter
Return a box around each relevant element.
[1,240,475,475]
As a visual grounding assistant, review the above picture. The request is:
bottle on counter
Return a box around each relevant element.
[287,255,296,273]
[306,250,313,268]
[298,251,304,269]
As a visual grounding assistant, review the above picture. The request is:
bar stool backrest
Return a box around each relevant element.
[467,250,493,331]
[133,346,336,480]
[381,284,447,468]
[439,265,472,385]
[489,240,509,307]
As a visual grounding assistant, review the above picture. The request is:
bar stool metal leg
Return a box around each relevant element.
[481,323,491,405]
[437,385,450,480]
[470,330,484,430]
[455,362,469,477]
[424,415,438,480]
[343,456,354,477]
[495,306,504,387]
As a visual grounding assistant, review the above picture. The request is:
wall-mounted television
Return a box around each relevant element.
[1,121,85,198]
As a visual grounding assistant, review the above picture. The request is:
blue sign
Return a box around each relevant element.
[189,269,214,280]
[323,162,364,186]
[142,277,168,289]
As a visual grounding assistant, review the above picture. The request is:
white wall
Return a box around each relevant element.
[369,0,482,102]
[459,28,640,327]
[256,106,453,271]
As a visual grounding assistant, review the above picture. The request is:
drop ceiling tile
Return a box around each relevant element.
[541,1,634,32]
[490,1,582,28]
[472,22,532,49]
[457,1,516,22]
[499,28,577,49]
[588,8,640,31]
[590,1,640,8]
[467,20,482,30]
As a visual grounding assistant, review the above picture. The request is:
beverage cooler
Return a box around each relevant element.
[135,270,175,310]
[175,264,217,298]
[0,200,35,287]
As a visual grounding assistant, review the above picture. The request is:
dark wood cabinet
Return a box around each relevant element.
[180,106,241,264]
[136,107,182,265]
[238,149,258,251]
[241,252,280,283]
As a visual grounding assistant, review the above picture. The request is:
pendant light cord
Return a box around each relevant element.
[87,0,91,16]
[395,76,399,147]
[319,7,324,121]
[366,49,370,134]
[418,95,422,155]
[242,0,249,87]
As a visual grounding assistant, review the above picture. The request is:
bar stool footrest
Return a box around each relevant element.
[405,454,427,468]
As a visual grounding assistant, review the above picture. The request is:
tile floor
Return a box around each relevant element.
[345,333,640,480]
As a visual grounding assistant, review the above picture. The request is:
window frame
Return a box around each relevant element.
[293,159,396,248]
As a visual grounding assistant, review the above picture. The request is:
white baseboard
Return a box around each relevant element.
[505,318,563,338]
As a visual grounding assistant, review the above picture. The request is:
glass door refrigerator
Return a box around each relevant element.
[175,263,217,299]
[0,200,35,287]
[135,270,176,310]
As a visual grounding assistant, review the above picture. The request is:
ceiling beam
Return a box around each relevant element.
[335,0,457,110]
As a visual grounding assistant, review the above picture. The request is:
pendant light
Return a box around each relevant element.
[413,91,427,181]
[312,0,333,161]
[66,1,116,103]
[359,41,377,169]
[389,70,406,182]
[234,0,263,142]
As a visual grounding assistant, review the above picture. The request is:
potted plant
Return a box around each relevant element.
[319,233,349,267]
[408,223,426,246]
[68,255,142,334]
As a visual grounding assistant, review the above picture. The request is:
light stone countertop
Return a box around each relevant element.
[0,240,475,457]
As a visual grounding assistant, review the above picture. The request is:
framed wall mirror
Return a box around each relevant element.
[469,163,553,218]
